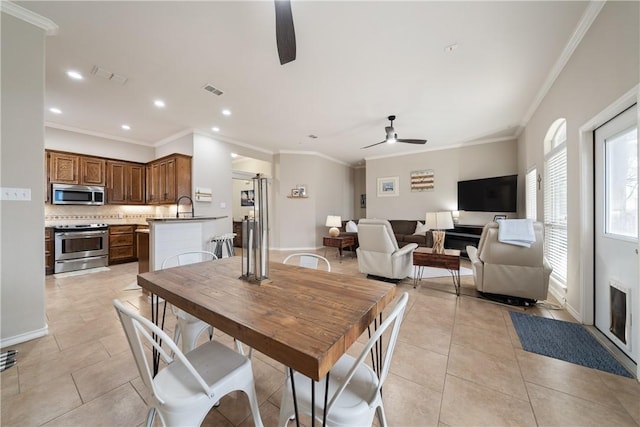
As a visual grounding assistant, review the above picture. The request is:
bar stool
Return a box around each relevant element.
[210,233,236,258]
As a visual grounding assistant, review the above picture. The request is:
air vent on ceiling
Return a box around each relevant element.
[90,65,128,85]
[203,84,224,96]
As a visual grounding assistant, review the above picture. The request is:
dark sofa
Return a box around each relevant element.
[339,219,433,248]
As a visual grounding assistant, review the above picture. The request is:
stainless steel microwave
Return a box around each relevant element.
[51,183,105,205]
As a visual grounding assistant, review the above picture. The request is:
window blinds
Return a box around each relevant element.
[526,168,537,220]
[544,147,567,284]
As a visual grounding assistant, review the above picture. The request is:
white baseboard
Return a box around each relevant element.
[1,325,49,348]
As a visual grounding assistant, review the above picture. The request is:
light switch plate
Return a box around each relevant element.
[0,187,32,201]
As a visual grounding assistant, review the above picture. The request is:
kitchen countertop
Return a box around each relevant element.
[145,215,228,223]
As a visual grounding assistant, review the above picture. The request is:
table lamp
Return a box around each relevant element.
[326,215,342,237]
[425,211,454,253]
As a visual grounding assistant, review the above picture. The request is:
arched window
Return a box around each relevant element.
[544,118,568,286]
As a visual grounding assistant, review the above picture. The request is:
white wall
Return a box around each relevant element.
[353,167,366,219]
[45,127,155,163]
[365,139,517,223]
[518,1,639,321]
[1,13,48,346]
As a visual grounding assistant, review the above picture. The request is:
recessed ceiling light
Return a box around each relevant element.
[222,109,232,116]
[121,124,131,130]
[212,127,220,132]
[230,153,238,158]
[49,107,62,114]
[66,70,83,80]
[154,99,166,108]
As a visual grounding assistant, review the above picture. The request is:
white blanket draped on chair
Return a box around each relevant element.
[498,219,536,247]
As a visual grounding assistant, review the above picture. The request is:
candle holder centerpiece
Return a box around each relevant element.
[240,174,271,284]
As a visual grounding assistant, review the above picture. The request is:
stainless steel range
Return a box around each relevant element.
[54,224,109,273]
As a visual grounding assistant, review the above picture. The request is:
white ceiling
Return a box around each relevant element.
[16,1,592,165]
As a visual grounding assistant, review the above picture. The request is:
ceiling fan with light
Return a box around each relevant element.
[361,115,428,149]
[274,0,296,65]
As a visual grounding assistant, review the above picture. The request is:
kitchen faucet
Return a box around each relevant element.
[176,195,194,218]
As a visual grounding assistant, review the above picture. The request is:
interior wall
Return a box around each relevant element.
[274,153,354,250]
[45,127,155,163]
[231,157,272,221]
[518,0,639,319]
[353,167,366,219]
[1,13,48,345]
[365,139,517,223]
[155,132,193,157]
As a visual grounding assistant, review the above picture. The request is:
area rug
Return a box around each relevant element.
[410,265,473,279]
[509,311,632,378]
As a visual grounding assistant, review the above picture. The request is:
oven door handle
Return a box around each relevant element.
[57,230,107,237]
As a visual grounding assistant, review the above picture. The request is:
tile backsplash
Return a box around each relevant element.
[45,204,161,226]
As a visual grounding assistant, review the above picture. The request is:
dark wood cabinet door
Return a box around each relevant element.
[49,152,79,184]
[128,164,145,204]
[164,158,176,202]
[80,156,106,186]
[45,227,54,275]
[107,161,127,204]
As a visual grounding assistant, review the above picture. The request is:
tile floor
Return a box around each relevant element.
[2,250,639,426]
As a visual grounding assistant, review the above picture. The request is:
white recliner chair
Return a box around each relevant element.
[466,221,552,301]
[356,219,417,281]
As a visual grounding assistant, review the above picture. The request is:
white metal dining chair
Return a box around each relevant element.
[282,253,331,272]
[277,292,409,427]
[161,251,218,354]
[113,299,264,427]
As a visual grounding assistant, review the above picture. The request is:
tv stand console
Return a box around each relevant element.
[445,225,484,258]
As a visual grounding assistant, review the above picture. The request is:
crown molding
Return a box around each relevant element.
[278,150,351,167]
[1,1,58,35]
[45,122,153,146]
[191,128,274,155]
[521,0,606,126]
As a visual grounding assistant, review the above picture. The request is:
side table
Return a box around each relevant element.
[323,235,356,260]
[413,247,461,295]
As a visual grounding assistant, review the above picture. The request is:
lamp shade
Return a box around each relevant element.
[425,211,454,230]
[325,215,342,227]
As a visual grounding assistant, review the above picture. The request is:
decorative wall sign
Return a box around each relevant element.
[377,176,399,197]
[241,190,255,206]
[410,169,435,192]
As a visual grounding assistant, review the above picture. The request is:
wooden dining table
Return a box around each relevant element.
[136,256,397,382]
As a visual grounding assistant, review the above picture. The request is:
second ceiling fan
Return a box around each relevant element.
[361,116,428,149]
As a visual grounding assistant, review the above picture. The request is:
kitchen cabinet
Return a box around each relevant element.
[45,227,54,275]
[146,154,191,204]
[108,225,137,264]
[107,161,145,205]
[47,150,106,186]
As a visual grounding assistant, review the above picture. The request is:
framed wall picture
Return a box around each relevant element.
[360,193,366,208]
[291,188,300,197]
[410,169,435,192]
[377,176,399,197]
[241,190,254,206]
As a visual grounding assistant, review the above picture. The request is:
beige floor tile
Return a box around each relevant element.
[390,341,448,393]
[0,363,20,397]
[383,372,442,426]
[18,340,110,391]
[447,343,527,401]
[42,383,148,426]
[2,372,82,425]
[516,348,625,409]
[526,381,637,427]
[237,400,281,427]
[451,321,514,359]
[440,374,537,427]
[596,369,640,425]
[72,349,139,402]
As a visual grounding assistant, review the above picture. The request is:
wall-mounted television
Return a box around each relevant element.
[457,174,517,212]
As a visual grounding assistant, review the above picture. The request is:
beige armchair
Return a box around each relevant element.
[356,219,418,281]
[466,221,552,301]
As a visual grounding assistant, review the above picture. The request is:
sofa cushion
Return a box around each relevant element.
[403,234,428,245]
[389,220,418,236]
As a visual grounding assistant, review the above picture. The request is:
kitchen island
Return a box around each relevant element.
[146,216,228,271]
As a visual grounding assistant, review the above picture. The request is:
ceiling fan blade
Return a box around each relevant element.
[361,141,387,149]
[397,139,427,144]
[275,0,296,65]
